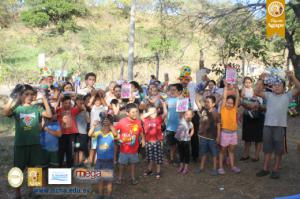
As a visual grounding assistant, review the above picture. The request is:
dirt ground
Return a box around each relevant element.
[1,113,300,199]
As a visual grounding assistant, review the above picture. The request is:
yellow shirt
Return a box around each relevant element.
[220,106,237,131]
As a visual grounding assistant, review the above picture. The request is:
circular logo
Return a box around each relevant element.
[8,167,23,188]
[268,1,284,17]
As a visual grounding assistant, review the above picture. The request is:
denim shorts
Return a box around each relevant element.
[118,153,139,165]
[199,137,219,157]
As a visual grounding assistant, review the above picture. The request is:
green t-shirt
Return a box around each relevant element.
[13,105,44,146]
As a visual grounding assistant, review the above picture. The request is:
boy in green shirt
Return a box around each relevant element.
[4,84,52,199]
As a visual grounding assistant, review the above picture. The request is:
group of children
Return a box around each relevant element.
[4,69,300,199]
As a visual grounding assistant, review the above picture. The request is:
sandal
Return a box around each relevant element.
[143,170,153,176]
[131,178,138,185]
[115,179,122,185]
[155,172,161,179]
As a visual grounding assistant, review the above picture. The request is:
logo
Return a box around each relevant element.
[268,1,284,17]
[28,168,42,187]
[48,168,72,185]
[73,168,113,182]
[20,113,35,126]
[8,167,23,188]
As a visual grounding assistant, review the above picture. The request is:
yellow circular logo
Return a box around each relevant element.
[8,167,23,188]
[268,1,284,18]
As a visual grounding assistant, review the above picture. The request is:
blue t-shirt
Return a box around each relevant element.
[166,97,180,132]
[40,121,61,152]
[96,130,114,160]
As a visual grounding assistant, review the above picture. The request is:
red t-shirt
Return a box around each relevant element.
[57,107,80,134]
[143,116,163,142]
[114,117,143,154]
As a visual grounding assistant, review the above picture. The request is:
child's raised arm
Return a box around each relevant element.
[235,85,240,108]
[222,80,228,107]
[3,98,15,116]
[287,71,300,98]
[195,92,204,111]
[110,125,118,138]
[42,95,52,118]
[88,121,99,137]
[255,74,267,98]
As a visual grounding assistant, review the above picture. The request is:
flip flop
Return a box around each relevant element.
[143,170,153,176]
[131,179,138,185]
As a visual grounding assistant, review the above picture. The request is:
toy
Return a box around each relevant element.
[288,100,298,117]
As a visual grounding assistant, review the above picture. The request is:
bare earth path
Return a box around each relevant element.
[0,117,299,199]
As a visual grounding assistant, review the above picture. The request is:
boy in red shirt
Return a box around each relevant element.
[142,102,167,179]
[115,103,145,185]
[56,96,83,167]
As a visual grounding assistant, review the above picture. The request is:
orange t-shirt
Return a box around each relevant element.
[220,106,237,131]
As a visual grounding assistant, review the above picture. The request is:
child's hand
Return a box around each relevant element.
[93,121,100,128]
[91,89,97,97]
[286,71,294,79]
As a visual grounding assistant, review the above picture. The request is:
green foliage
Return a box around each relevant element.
[21,0,87,33]
[21,11,50,27]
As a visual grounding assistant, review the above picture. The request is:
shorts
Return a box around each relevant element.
[14,144,46,170]
[220,130,238,147]
[95,159,114,170]
[145,141,163,164]
[74,134,89,152]
[95,159,114,181]
[42,150,59,167]
[166,131,177,146]
[118,153,139,165]
[263,126,285,155]
[199,138,219,157]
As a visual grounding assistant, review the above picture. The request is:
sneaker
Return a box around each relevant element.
[270,171,280,179]
[182,168,189,175]
[256,170,270,177]
[211,169,218,176]
[218,168,225,175]
[177,167,183,173]
[231,167,241,173]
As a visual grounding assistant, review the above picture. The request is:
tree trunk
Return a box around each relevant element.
[155,52,160,80]
[285,28,300,79]
[127,0,136,81]
[199,49,204,69]
[241,51,246,78]
[120,55,125,80]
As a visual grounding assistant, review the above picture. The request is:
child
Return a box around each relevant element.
[142,103,167,179]
[218,80,240,174]
[196,95,220,176]
[165,84,182,165]
[115,103,145,185]
[74,95,90,166]
[89,94,108,166]
[175,110,194,175]
[88,114,117,199]
[40,110,62,167]
[56,96,83,168]
[240,77,265,162]
[3,84,52,199]
[255,71,300,179]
